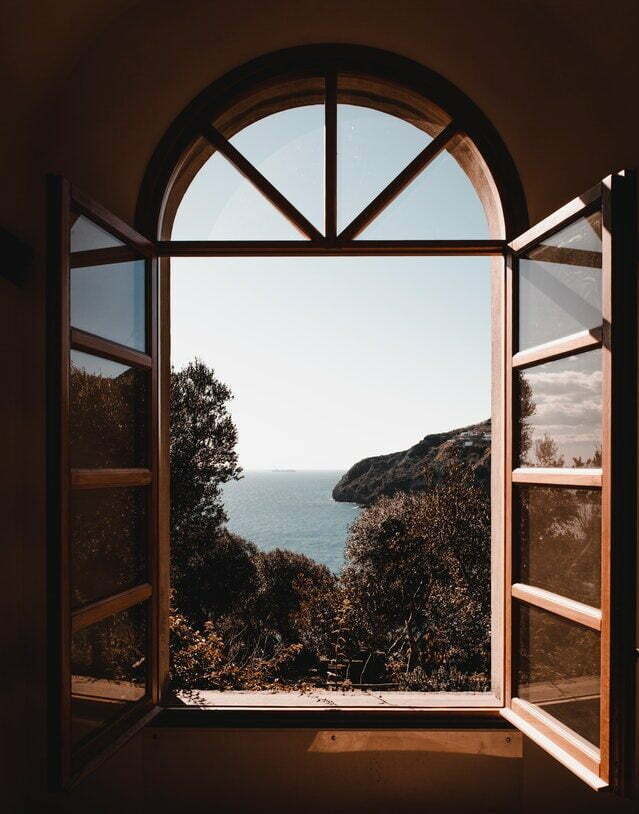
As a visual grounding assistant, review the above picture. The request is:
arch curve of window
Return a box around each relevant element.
[136,44,528,243]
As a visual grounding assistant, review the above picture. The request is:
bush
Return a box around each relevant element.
[168,360,493,694]
[340,463,491,690]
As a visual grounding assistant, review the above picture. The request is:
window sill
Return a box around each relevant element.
[154,692,509,729]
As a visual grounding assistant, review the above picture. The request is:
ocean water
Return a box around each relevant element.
[221,471,360,573]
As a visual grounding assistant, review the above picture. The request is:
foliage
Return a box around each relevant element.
[255,549,338,654]
[70,362,148,608]
[170,359,242,538]
[169,360,244,624]
[72,603,147,688]
[340,462,491,691]
[71,356,497,695]
[166,361,497,693]
[70,361,146,468]
[169,605,303,691]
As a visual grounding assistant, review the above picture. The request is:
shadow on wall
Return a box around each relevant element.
[41,728,522,814]
[34,729,639,814]
[522,740,637,814]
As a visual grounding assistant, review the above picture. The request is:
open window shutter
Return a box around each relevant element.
[501,172,637,791]
[47,176,162,788]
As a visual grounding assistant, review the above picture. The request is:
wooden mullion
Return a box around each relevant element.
[600,177,613,784]
[148,255,160,705]
[158,239,506,257]
[512,327,603,370]
[511,583,602,631]
[511,467,602,487]
[47,174,72,786]
[490,255,506,701]
[337,121,459,241]
[509,187,602,255]
[70,246,140,268]
[71,583,153,633]
[70,328,152,369]
[601,172,637,792]
[71,468,152,489]
[504,251,514,708]
[201,123,323,241]
[324,72,337,242]
[71,186,154,256]
[157,257,171,703]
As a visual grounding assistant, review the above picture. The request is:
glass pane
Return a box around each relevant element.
[337,104,431,233]
[517,349,602,468]
[171,150,301,240]
[71,603,147,748]
[358,140,490,240]
[230,105,324,233]
[71,259,147,351]
[517,211,602,351]
[70,214,125,252]
[71,488,147,608]
[516,486,601,606]
[516,603,600,747]
[70,351,148,468]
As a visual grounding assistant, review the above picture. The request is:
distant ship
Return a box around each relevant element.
[271,468,296,473]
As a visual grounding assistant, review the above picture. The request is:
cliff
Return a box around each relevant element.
[332,419,491,505]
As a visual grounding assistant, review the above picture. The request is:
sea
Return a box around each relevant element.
[221,470,361,573]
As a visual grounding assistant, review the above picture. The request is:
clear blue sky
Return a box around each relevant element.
[170,105,491,470]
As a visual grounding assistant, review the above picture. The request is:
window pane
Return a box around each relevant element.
[517,211,602,351]
[516,603,600,747]
[171,149,301,240]
[337,103,431,233]
[358,136,490,240]
[70,214,125,252]
[71,260,147,351]
[71,488,147,608]
[70,351,148,468]
[516,486,601,606]
[229,105,325,233]
[71,603,147,749]
[516,350,602,468]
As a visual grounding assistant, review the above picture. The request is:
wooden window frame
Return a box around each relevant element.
[500,173,637,793]
[47,45,637,796]
[136,46,528,726]
[47,177,162,788]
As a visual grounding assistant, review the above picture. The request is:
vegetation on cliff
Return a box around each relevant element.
[332,420,491,505]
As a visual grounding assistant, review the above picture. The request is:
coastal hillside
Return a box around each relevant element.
[332,419,491,505]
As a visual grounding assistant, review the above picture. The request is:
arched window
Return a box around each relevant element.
[141,47,526,243]
[49,46,635,794]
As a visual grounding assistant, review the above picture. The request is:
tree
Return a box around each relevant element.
[170,358,242,533]
[168,361,337,689]
[170,359,244,622]
[340,461,491,690]
[255,549,338,657]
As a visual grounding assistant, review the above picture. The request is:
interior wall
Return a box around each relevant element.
[2,1,639,812]
[44,728,524,814]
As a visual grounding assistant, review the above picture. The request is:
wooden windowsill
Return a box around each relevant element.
[154,692,509,729]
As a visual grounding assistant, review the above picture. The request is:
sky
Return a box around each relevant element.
[170,104,492,470]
